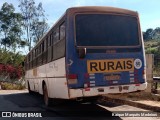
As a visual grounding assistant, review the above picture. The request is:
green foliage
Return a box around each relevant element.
[143,28,154,40]
[145,40,160,77]
[0,1,48,53]
[32,20,49,43]
[0,2,23,51]
[0,1,48,82]
[144,40,160,57]
[0,48,25,67]
[18,0,49,51]
[143,27,160,41]
[146,48,157,54]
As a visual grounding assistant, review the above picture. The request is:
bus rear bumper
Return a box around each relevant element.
[69,82,147,98]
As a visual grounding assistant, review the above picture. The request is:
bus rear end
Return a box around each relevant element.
[66,7,147,99]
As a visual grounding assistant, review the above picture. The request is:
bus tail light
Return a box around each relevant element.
[67,74,77,79]
[67,74,78,84]
[84,73,89,79]
[85,88,90,91]
[143,69,146,81]
[135,84,140,86]
[84,82,90,91]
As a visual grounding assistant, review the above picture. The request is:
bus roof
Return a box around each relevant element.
[66,6,138,16]
[26,6,138,57]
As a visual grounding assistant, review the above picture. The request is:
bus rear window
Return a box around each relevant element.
[75,14,140,47]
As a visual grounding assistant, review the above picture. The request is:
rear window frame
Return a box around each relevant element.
[74,12,142,49]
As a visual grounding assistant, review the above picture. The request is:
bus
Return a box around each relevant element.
[24,6,147,106]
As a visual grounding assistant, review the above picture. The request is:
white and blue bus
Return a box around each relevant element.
[24,6,147,106]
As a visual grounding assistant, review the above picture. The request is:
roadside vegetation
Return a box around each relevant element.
[0,82,25,90]
[144,28,160,55]
[143,28,160,78]
[0,0,48,90]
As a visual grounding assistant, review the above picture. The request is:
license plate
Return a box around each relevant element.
[104,74,121,80]
[87,59,134,73]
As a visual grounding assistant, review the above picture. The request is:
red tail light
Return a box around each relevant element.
[84,73,89,79]
[135,84,140,86]
[67,74,78,84]
[143,69,146,80]
[67,74,78,79]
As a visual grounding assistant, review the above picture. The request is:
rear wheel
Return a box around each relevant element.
[43,84,52,106]
[28,82,34,94]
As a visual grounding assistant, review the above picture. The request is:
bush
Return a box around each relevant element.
[0,82,25,90]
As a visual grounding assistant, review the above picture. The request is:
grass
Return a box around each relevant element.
[0,82,25,90]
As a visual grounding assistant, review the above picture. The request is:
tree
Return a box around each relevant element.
[18,0,49,51]
[32,19,49,43]
[0,2,23,52]
[0,48,25,80]
[154,27,160,40]
[32,2,49,43]
[143,28,154,41]
[143,27,160,41]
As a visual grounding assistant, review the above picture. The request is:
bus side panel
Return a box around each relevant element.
[39,78,46,95]
[25,70,29,89]
[36,64,46,93]
[48,78,69,99]
[26,69,35,91]
[45,57,66,79]
[46,57,69,99]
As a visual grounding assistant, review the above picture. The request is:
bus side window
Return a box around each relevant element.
[60,22,65,40]
[39,44,42,66]
[44,38,48,63]
[50,33,53,45]
[42,41,44,52]
[53,27,59,44]
[31,51,33,68]
[51,31,54,60]
[53,21,65,61]
[35,48,38,67]
[47,37,50,47]
[33,49,35,67]
[41,41,45,64]
[47,34,52,62]
[39,45,41,55]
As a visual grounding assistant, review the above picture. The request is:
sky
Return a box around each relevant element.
[0,0,160,32]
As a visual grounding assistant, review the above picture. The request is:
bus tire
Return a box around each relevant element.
[43,84,52,106]
[28,82,34,94]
